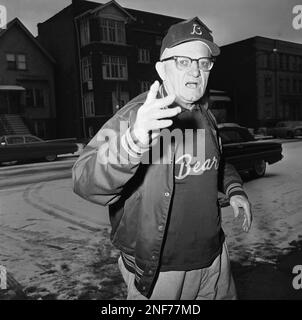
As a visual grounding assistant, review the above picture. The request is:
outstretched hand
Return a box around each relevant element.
[132,81,181,145]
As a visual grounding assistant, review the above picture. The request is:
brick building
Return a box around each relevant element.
[37,0,182,139]
[210,36,302,128]
[0,18,56,138]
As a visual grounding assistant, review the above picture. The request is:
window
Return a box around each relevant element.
[112,91,129,113]
[84,92,95,117]
[6,53,26,70]
[6,53,16,69]
[100,18,125,44]
[17,54,26,70]
[80,18,90,46]
[102,55,127,80]
[25,136,42,143]
[140,81,151,93]
[138,48,150,63]
[25,88,46,108]
[264,77,272,96]
[82,56,92,82]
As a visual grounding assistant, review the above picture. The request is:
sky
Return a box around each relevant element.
[1,0,301,46]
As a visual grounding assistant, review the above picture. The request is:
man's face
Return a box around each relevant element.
[158,41,211,105]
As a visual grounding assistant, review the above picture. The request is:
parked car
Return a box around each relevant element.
[218,123,283,178]
[268,121,302,138]
[0,134,78,164]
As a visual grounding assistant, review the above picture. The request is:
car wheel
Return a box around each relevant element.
[45,155,57,162]
[250,159,266,178]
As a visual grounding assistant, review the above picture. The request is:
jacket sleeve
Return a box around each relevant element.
[72,112,149,206]
[218,157,248,199]
[206,107,248,200]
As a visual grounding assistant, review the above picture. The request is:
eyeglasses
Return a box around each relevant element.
[160,55,215,72]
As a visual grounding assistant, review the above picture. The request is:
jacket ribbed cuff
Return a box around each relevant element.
[225,182,248,199]
[120,127,150,161]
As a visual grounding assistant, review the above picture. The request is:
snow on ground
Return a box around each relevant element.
[1,141,302,299]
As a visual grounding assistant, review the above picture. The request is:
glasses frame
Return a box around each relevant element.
[160,55,216,72]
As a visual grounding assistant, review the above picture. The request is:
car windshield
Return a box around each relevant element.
[219,128,254,144]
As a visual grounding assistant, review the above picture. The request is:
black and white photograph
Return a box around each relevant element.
[0,0,302,305]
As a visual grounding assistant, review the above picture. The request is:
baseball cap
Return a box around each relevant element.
[160,17,220,58]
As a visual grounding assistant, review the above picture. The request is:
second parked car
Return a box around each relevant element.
[268,121,302,138]
[218,123,283,178]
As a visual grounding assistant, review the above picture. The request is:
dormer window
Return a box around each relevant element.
[100,18,125,44]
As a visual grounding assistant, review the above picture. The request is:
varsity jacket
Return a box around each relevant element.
[72,88,247,298]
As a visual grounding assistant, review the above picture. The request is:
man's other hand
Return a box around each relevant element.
[229,195,252,232]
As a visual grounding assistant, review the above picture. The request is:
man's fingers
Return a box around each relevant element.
[145,94,176,111]
[244,207,252,231]
[145,81,160,104]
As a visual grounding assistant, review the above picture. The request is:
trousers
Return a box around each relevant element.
[118,241,237,300]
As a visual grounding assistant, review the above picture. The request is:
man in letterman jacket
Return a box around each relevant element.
[72,17,252,300]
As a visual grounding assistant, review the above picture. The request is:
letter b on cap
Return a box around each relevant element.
[0,265,7,290]
[0,5,7,29]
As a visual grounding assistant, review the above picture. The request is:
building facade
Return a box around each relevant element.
[37,0,182,139]
[210,36,302,128]
[0,18,56,138]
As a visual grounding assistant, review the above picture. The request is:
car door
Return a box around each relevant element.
[2,136,27,162]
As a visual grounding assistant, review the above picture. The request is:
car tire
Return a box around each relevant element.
[45,155,57,162]
[250,159,266,178]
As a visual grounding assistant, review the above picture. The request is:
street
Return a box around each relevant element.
[1,141,302,300]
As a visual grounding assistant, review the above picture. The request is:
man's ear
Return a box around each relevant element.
[155,61,166,81]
